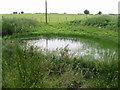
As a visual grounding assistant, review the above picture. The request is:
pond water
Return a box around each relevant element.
[23,37,118,60]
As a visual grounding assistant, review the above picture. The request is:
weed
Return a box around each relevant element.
[2,40,118,88]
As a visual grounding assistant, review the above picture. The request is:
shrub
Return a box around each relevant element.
[84,10,90,14]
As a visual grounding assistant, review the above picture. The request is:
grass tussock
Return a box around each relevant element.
[2,40,118,88]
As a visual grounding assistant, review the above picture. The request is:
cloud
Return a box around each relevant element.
[0,0,119,14]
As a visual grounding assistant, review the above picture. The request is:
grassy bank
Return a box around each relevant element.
[2,15,118,43]
[2,40,118,88]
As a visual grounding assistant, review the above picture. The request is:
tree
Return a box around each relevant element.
[21,11,24,14]
[13,12,17,14]
[84,10,90,14]
[64,12,67,14]
[98,11,102,15]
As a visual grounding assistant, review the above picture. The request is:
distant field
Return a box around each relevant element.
[2,14,96,23]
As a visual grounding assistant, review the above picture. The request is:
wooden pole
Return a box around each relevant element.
[45,0,48,24]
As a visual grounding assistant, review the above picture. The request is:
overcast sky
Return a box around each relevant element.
[0,0,119,14]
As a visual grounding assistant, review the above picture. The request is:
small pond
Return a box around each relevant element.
[22,37,118,60]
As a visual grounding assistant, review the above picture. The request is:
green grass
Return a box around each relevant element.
[2,14,88,23]
[2,40,118,88]
[2,14,118,43]
[7,23,118,44]
[82,15,118,31]
[2,17,39,36]
[2,14,119,88]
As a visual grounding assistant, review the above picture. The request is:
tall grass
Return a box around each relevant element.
[0,17,2,36]
[67,15,118,31]
[2,40,118,88]
[118,15,120,29]
[2,17,39,36]
[82,15,118,31]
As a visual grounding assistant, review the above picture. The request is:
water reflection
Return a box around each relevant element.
[24,37,118,59]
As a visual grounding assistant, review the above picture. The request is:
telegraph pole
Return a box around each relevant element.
[45,0,48,24]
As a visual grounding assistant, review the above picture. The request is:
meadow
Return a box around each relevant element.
[1,14,119,88]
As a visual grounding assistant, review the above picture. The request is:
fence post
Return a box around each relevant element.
[66,17,67,22]
[49,18,50,23]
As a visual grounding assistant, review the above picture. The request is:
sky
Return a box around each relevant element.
[0,0,119,14]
